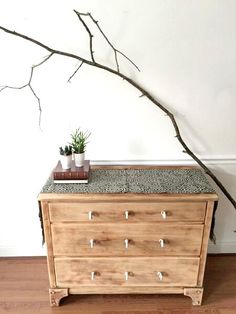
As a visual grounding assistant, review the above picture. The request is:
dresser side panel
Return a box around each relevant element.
[197,201,215,286]
[41,201,57,288]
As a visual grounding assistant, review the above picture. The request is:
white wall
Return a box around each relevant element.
[0,0,235,256]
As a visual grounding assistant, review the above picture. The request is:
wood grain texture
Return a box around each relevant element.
[197,201,215,286]
[49,201,206,222]
[39,192,218,202]
[54,257,200,288]
[0,256,235,313]
[41,202,56,288]
[51,223,204,256]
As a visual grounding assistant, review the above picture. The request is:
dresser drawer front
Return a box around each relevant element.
[49,202,206,222]
[54,257,199,287]
[51,223,203,256]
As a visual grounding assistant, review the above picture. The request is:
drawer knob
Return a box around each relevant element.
[88,211,93,220]
[89,239,95,248]
[124,210,129,220]
[157,271,163,281]
[161,210,167,219]
[159,239,165,248]
[91,271,96,280]
[124,238,129,249]
[125,271,129,281]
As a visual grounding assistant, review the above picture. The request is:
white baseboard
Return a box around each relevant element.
[0,245,46,257]
[91,156,236,166]
[208,242,236,254]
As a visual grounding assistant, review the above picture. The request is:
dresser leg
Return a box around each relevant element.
[49,288,69,306]
[184,287,203,305]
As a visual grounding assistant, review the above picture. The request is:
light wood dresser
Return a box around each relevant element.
[38,166,218,306]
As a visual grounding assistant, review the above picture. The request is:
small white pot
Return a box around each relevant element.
[60,155,72,170]
[74,152,85,167]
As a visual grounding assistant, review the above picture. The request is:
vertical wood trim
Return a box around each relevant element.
[197,201,215,286]
[41,201,57,288]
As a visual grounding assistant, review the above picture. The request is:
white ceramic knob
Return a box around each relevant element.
[124,239,129,249]
[161,210,167,219]
[88,211,93,220]
[90,239,94,248]
[157,271,163,281]
[125,271,129,281]
[159,239,165,248]
[91,271,95,280]
[125,210,129,220]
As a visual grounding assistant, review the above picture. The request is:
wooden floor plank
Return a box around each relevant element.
[0,255,235,314]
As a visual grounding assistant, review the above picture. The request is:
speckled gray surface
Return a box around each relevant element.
[41,169,215,194]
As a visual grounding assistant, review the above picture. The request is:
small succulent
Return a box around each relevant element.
[70,128,91,154]
[59,145,72,156]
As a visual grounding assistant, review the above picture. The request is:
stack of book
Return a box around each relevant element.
[52,160,90,183]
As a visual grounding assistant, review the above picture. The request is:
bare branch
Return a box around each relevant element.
[87,12,140,72]
[0,86,7,92]
[74,10,95,63]
[34,52,54,68]
[0,52,54,126]
[29,85,42,127]
[74,10,140,72]
[115,49,140,72]
[0,83,28,91]
[67,61,84,83]
[0,23,235,210]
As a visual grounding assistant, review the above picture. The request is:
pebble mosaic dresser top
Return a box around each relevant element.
[38,165,218,306]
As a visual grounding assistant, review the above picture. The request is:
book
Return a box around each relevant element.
[53,179,88,184]
[52,160,90,182]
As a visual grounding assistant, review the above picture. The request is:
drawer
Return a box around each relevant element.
[51,223,203,256]
[49,202,206,222]
[54,257,200,287]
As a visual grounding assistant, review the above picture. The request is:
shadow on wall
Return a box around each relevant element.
[207,164,236,239]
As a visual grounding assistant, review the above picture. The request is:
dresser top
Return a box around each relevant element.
[40,167,216,195]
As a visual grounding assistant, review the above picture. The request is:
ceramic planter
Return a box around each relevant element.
[74,152,85,167]
[60,154,72,170]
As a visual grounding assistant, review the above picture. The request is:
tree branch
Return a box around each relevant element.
[0,51,54,126]
[67,61,84,83]
[74,10,140,72]
[0,17,235,209]
[74,11,95,63]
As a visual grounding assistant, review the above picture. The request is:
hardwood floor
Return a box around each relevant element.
[0,255,235,314]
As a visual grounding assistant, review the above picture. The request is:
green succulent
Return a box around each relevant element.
[59,145,72,156]
[70,128,91,154]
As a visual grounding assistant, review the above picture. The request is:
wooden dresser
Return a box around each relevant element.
[38,166,218,306]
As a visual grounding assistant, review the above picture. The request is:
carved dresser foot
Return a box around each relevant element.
[49,288,69,306]
[184,287,203,305]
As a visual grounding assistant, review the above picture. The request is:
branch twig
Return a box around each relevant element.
[74,11,95,63]
[67,61,84,83]
[0,18,235,209]
[74,10,140,72]
[0,52,54,126]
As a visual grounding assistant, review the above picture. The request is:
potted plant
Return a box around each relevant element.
[70,128,91,167]
[59,145,72,169]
